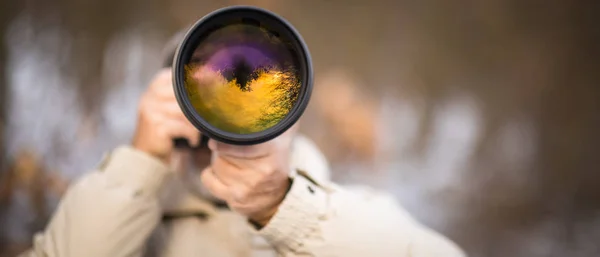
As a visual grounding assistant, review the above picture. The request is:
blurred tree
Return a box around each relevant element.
[0,0,598,256]
[391,1,600,256]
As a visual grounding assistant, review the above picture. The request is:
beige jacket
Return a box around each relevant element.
[20,136,465,257]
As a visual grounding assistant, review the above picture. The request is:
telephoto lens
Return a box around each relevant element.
[172,6,313,145]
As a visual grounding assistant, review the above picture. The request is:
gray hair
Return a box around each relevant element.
[160,29,190,68]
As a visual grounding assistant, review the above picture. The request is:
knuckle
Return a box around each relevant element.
[149,114,162,125]
[155,126,168,138]
[138,99,155,117]
[233,187,250,203]
[259,164,276,176]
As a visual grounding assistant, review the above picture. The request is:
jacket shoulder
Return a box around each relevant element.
[290,134,331,182]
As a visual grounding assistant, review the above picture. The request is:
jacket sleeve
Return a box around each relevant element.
[257,137,466,257]
[20,146,171,257]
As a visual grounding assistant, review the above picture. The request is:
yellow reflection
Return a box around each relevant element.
[184,65,300,134]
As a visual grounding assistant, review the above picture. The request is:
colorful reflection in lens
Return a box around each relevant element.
[184,23,301,134]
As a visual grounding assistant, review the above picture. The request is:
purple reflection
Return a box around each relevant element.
[204,44,277,71]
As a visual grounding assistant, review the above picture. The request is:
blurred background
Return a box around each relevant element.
[0,0,598,256]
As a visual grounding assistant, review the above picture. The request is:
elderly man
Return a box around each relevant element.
[19,32,465,257]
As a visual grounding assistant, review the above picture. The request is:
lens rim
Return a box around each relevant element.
[172,5,313,145]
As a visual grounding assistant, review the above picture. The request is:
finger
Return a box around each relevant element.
[210,153,249,186]
[149,71,176,101]
[200,167,230,201]
[153,69,172,83]
[154,81,176,101]
[155,101,189,122]
[150,69,172,88]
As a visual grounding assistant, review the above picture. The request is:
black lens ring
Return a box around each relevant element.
[173,6,313,145]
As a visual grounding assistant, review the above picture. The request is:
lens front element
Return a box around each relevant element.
[183,20,302,134]
[174,6,312,145]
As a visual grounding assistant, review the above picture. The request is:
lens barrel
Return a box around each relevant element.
[172,6,313,145]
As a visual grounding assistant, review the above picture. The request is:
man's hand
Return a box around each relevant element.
[132,69,200,163]
[201,126,298,227]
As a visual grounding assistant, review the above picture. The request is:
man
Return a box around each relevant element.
[18,32,466,257]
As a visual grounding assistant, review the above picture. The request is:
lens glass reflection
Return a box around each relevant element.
[184,21,301,134]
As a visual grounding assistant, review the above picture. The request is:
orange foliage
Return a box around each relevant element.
[184,65,300,134]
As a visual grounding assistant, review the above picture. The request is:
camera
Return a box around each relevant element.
[171,6,313,146]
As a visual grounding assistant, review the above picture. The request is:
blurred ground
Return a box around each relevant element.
[1,1,599,257]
